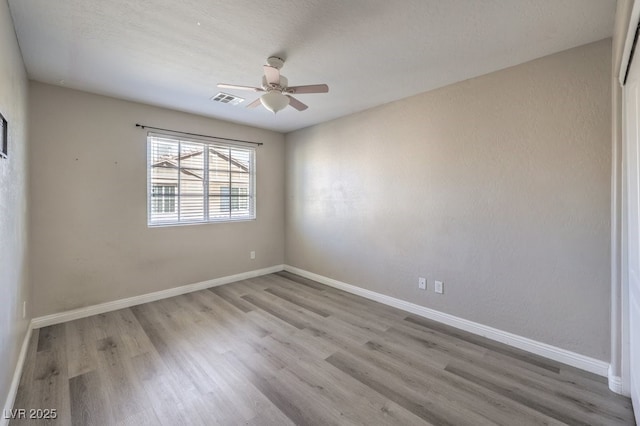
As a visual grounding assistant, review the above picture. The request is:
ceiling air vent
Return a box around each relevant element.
[210,92,245,106]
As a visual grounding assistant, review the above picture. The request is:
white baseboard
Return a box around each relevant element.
[31,265,285,329]
[608,365,626,395]
[2,325,33,426]
[283,265,611,379]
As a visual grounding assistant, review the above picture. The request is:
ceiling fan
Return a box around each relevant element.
[217,57,329,114]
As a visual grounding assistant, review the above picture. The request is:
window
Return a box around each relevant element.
[220,187,248,212]
[147,133,256,226]
[151,184,177,213]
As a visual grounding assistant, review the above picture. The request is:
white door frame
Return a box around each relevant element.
[619,1,640,414]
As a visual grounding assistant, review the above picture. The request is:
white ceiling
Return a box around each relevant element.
[9,0,616,133]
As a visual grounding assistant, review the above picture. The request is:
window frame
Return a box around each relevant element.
[146,132,256,227]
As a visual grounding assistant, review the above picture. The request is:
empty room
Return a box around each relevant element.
[1,0,639,424]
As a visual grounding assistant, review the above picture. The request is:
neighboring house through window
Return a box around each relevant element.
[147,133,256,226]
[151,184,176,213]
[220,187,248,212]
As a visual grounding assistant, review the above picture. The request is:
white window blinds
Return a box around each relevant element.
[147,133,256,226]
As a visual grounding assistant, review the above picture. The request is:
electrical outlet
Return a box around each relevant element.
[250,251,256,260]
[434,280,444,294]
[22,301,26,319]
[418,277,426,290]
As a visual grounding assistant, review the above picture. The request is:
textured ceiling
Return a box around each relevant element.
[9,0,615,133]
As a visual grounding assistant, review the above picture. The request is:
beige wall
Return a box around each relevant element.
[29,82,285,317]
[286,39,612,360]
[0,0,30,412]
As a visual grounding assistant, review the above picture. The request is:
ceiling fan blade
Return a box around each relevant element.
[287,84,329,94]
[263,65,280,85]
[217,83,264,92]
[286,95,308,111]
[246,98,262,109]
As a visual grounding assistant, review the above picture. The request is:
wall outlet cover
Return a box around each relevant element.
[418,277,426,290]
[435,280,444,294]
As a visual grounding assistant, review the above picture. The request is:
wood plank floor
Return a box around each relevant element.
[10,272,636,425]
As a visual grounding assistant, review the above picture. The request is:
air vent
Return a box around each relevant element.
[210,92,245,106]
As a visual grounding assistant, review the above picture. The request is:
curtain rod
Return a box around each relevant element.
[624,21,640,85]
[135,124,263,146]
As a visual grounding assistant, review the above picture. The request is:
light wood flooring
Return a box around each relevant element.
[10,271,636,425]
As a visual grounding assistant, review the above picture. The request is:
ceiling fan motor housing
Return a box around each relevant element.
[262,75,288,92]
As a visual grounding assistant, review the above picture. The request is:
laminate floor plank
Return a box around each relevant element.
[305,314,378,349]
[212,279,254,296]
[241,276,275,291]
[278,364,418,426]
[179,345,266,423]
[326,350,470,426]
[253,285,332,324]
[355,338,564,425]
[387,322,488,361]
[445,360,623,425]
[275,270,331,292]
[129,304,173,358]
[244,411,296,426]
[245,308,304,338]
[556,363,624,397]
[168,293,243,355]
[109,308,155,357]
[94,336,148,423]
[113,408,161,426]
[284,325,342,359]
[12,272,635,425]
[69,370,113,426]
[21,324,70,426]
[264,331,429,426]
[208,285,255,313]
[65,317,99,379]
[239,336,414,426]
[222,350,321,425]
[230,336,360,424]
[475,351,635,422]
[17,341,71,425]
[263,277,394,332]
[328,342,502,425]
[556,360,610,385]
[11,330,40,423]
[132,302,252,424]
[191,290,269,339]
[264,286,331,317]
[361,340,524,425]
[247,307,342,359]
[275,271,408,321]
[195,353,294,424]
[405,314,561,373]
[36,324,65,354]
[241,293,312,329]
[139,304,233,396]
[128,350,204,426]
[130,303,214,398]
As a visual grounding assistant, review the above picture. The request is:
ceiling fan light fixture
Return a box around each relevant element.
[260,91,289,114]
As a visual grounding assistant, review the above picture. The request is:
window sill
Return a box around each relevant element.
[147,217,256,228]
